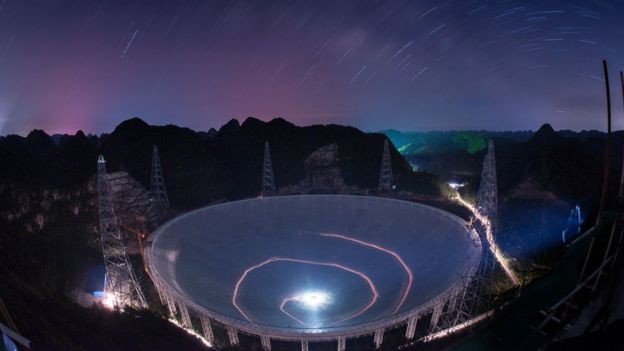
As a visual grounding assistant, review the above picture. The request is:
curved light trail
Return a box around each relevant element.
[279,292,331,326]
[319,232,414,314]
[279,296,307,325]
[232,257,379,325]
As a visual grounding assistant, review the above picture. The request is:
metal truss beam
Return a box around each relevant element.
[374,329,384,349]
[261,335,272,351]
[228,326,240,346]
[337,336,346,351]
[405,316,419,340]
[201,316,215,344]
[179,302,192,328]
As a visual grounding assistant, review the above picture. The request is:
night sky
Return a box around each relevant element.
[1,0,623,135]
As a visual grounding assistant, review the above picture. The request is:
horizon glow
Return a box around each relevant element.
[0,1,623,134]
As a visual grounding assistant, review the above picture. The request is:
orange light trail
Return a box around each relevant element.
[232,257,379,324]
[319,233,414,314]
[279,297,307,325]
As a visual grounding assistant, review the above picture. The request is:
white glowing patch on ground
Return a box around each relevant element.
[448,182,466,190]
[168,318,213,348]
[294,291,331,310]
[103,292,116,309]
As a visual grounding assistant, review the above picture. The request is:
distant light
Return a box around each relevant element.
[448,182,466,190]
[295,291,331,310]
[93,291,105,297]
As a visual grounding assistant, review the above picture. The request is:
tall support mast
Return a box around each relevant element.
[475,141,519,286]
[475,140,498,232]
[378,139,394,192]
[97,155,148,308]
[431,142,502,332]
[151,145,170,208]
[261,141,276,196]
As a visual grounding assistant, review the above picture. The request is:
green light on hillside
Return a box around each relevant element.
[453,132,488,154]
[398,143,413,153]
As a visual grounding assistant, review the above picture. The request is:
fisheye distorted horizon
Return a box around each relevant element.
[0,0,623,135]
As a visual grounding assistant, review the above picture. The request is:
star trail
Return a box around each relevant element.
[0,0,622,134]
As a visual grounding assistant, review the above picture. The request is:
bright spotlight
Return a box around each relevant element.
[103,292,116,309]
[296,291,331,310]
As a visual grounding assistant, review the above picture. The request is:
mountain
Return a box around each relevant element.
[0,118,616,348]
[386,124,615,273]
[0,117,446,350]
[526,123,566,149]
[98,117,446,208]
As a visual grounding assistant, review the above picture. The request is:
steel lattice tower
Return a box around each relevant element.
[261,141,276,196]
[97,155,148,309]
[431,141,499,332]
[475,140,498,231]
[150,145,170,208]
[378,139,394,192]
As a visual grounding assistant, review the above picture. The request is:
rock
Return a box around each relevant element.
[105,171,170,233]
[280,144,358,194]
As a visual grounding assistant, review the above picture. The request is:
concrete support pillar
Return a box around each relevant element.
[406,316,419,340]
[337,336,346,351]
[374,329,384,349]
[200,316,215,345]
[301,339,309,351]
[430,302,444,330]
[178,302,192,328]
[260,335,271,351]
[227,326,239,346]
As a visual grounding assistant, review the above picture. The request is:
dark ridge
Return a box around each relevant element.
[112,117,150,135]
[528,123,566,148]
[218,118,240,136]
[25,129,55,156]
